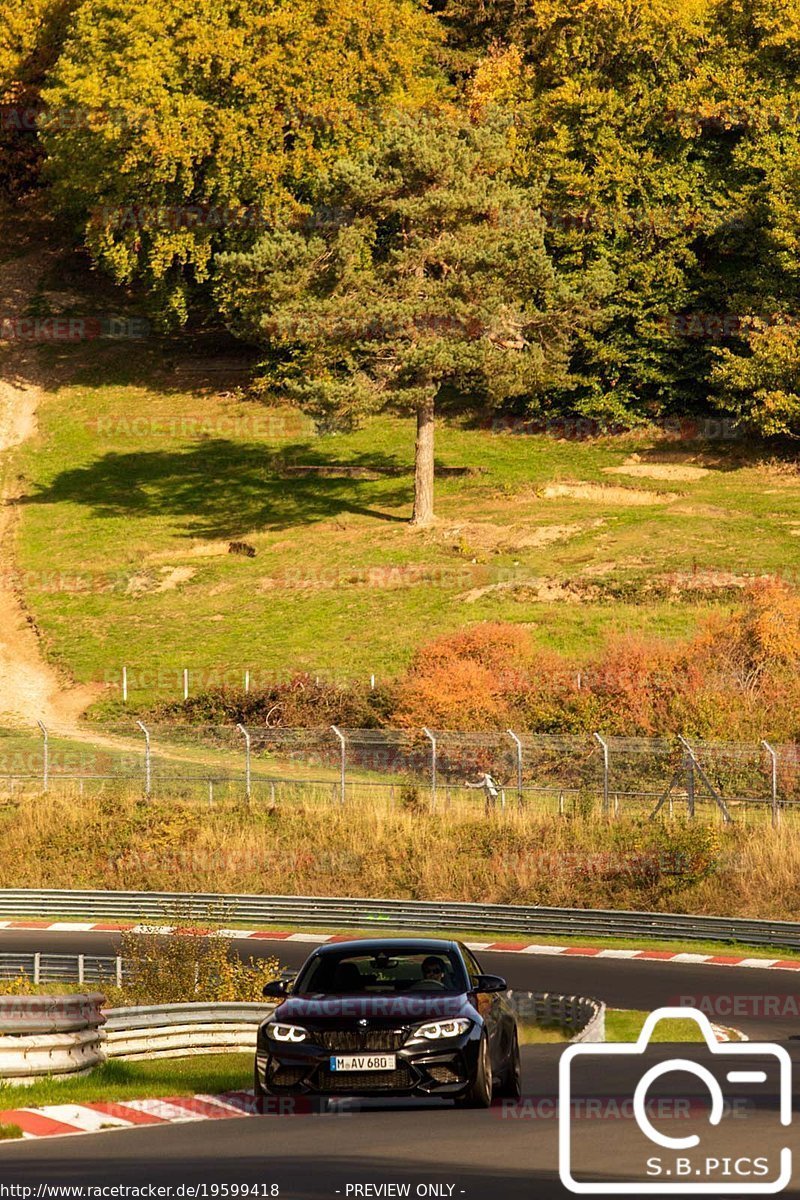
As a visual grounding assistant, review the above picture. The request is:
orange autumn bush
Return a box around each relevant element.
[392,583,800,740]
[694,579,800,691]
[393,622,534,729]
[137,583,800,741]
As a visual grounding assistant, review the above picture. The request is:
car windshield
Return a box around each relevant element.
[294,948,468,996]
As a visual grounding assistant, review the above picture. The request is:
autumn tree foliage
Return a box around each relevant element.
[713,325,800,438]
[0,0,76,197]
[441,0,800,431]
[8,0,800,433]
[40,0,442,324]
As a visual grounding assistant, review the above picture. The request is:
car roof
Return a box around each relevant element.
[308,937,460,957]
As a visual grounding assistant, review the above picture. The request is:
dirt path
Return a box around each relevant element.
[0,248,100,731]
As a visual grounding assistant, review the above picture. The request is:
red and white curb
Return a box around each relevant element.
[0,1056,756,1141]
[711,1024,748,1042]
[0,1090,258,1140]
[1,920,799,972]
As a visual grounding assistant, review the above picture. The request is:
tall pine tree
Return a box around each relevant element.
[217,111,592,525]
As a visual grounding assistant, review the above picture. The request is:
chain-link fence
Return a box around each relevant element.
[0,723,798,824]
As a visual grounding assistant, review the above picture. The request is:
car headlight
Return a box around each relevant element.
[265,1022,308,1043]
[411,1018,472,1040]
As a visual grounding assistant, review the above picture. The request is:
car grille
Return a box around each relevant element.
[268,1064,307,1087]
[317,1066,414,1093]
[427,1064,462,1084]
[316,1028,407,1052]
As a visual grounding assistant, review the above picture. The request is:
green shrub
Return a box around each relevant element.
[104,925,282,1007]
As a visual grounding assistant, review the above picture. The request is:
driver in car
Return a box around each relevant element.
[419,956,448,987]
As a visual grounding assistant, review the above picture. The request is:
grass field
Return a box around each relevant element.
[0,1054,251,1113]
[9,250,800,709]
[2,789,800,919]
[517,1011,730,1044]
[603,1011,727,1043]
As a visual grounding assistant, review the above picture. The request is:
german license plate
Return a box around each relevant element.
[329,1054,396,1071]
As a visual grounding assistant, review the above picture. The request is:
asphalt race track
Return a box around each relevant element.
[2,926,798,1040]
[1,928,798,1199]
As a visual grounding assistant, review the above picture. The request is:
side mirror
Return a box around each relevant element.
[262,980,288,999]
[475,973,507,994]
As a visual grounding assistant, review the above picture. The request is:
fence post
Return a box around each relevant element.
[331,726,346,804]
[678,736,695,818]
[244,669,250,695]
[33,952,41,985]
[237,723,252,800]
[761,740,780,829]
[136,721,151,798]
[422,728,437,811]
[122,666,128,704]
[507,729,523,806]
[593,733,610,816]
[77,954,85,986]
[37,720,49,793]
[183,668,189,702]
[116,956,123,988]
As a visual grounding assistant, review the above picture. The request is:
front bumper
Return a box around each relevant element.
[256,1031,481,1098]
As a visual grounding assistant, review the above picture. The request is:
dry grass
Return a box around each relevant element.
[1,787,799,920]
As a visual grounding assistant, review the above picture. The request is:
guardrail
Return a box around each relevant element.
[0,889,797,950]
[0,952,122,986]
[102,994,605,1060]
[104,1002,271,1060]
[0,992,605,1079]
[508,991,605,1043]
[0,994,106,1083]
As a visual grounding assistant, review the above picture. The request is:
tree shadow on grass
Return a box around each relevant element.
[18,441,414,538]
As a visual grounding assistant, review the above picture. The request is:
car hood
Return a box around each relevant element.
[271,993,474,1026]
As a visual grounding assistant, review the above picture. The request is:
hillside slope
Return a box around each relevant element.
[2,221,800,713]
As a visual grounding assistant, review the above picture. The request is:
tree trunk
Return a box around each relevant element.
[411,395,435,526]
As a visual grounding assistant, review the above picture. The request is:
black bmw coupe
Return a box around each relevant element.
[254,937,521,1108]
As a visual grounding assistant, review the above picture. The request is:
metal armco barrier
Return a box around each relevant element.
[103,1003,271,1060]
[102,996,603,1060]
[0,994,604,1078]
[0,889,797,950]
[103,1002,271,1060]
[0,993,106,1035]
[508,991,606,1044]
[0,993,106,1083]
[0,952,121,986]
